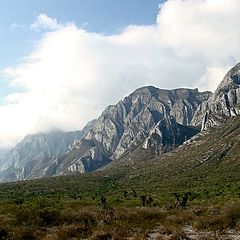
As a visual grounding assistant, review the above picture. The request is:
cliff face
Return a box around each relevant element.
[55,86,210,176]
[192,63,240,130]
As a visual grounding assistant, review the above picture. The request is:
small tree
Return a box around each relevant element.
[181,193,189,207]
[123,190,128,199]
[140,195,146,206]
[173,192,181,205]
[132,188,137,198]
[173,192,191,208]
[147,196,153,206]
[100,195,107,204]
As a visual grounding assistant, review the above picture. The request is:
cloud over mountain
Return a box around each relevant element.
[1,0,240,148]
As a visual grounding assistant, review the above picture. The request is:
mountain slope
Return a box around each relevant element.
[0,116,239,203]
[107,115,240,198]
[192,63,240,129]
[0,130,83,182]
[55,87,211,176]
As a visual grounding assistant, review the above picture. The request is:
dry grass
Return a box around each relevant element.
[0,199,239,239]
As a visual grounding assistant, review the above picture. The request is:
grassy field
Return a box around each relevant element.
[0,117,240,239]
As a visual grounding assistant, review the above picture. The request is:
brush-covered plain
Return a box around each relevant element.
[0,117,240,239]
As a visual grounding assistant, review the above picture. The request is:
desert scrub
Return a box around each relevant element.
[0,198,240,239]
[92,224,130,240]
[192,201,240,231]
[11,226,44,240]
[221,201,240,228]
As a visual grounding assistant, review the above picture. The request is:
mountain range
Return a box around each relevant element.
[0,62,239,182]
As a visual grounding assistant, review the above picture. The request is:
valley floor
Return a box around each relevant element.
[1,197,240,240]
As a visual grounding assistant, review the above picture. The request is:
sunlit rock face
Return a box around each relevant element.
[0,86,212,182]
[45,86,208,178]
[83,86,210,159]
[192,63,240,130]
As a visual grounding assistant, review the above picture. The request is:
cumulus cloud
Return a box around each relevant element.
[1,0,240,148]
[30,13,63,31]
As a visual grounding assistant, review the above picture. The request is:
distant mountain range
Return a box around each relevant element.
[0,62,239,182]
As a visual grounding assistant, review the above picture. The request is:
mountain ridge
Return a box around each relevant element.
[1,62,240,183]
[0,130,83,182]
[0,86,211,182]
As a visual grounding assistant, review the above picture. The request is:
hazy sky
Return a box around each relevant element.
[0,0,240,148]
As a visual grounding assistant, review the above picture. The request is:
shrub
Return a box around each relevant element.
[0,228,9,240]
[61,209,97,234]
[38,208,60,226]
[56,224,87,239]
[92,231,112,240]
[12,227,41,240]
[140,208,166,222]
[14,205,37,226]
[92,225,129,240]
[221,201,240,228]
[170,228,189,240]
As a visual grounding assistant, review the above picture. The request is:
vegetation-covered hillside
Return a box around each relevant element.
[0,116,239,239]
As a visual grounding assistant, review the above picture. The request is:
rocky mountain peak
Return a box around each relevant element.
[200,62,240,130]
[214,62,240,97]
[0,86,214,182]
[68,86,211,174]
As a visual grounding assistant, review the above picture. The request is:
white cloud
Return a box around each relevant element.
[30,13,63,31]
[1,0,240,148]
[10,22,26,29]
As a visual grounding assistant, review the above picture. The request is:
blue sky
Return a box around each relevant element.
[0,0,239,147]
[0,0,163,66]
[0,0,163,99]
[0,0,165,101]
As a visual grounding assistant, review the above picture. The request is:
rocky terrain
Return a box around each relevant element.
[192,62,240,129]
[0,130,83,182]
[55,87,209,177]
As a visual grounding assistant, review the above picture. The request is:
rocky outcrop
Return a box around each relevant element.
[142,117,199,150]
[192,63,240,130]
[0,130,83,182]
[39,139,110,177]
